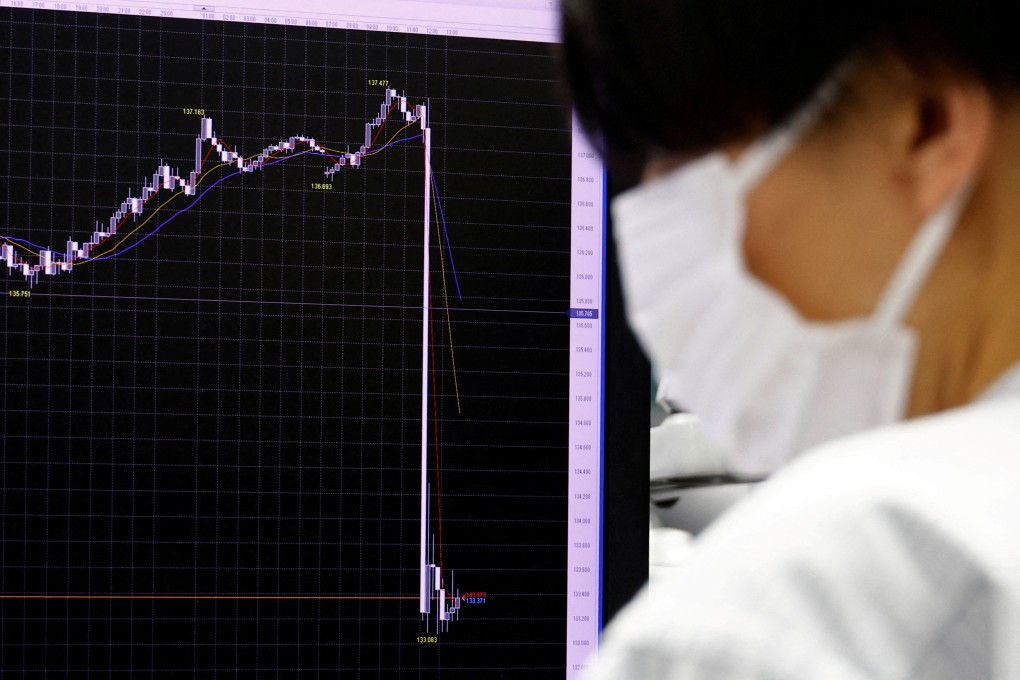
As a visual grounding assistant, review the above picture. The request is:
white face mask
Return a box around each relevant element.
[612,86,972,479]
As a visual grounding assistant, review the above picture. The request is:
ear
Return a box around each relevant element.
[903,78,992,217]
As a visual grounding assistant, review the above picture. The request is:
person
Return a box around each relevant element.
[561,1,1020,677]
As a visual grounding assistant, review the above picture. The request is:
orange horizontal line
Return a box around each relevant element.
[0,595,420,601]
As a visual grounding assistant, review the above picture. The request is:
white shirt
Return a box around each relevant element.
[591,394,1020,679]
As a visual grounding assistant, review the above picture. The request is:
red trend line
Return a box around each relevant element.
[90,139,304,257]
[197,144,215,173]
[5,91,426,285]
[369,102,400,148]
[9,136,216,266]
[320,149,342,165]
[95,139,303,254]
[92,190,162,251]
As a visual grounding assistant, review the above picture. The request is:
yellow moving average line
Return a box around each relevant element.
[78,155,250,264]
[0,235,36,258]
[86,121,420,262]
[431,175,463,414]
[7,122,422,265]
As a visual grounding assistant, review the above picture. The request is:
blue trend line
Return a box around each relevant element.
[90,135,427,263]
[9,133,434,271]
[1,235,51,252]
[88,151,314,262]
[429,170,463,301]
[367,133,423,155]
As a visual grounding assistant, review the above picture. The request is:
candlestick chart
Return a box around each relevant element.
[0,6,574,676]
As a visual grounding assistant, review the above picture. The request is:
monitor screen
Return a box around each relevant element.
[0,0,607,675]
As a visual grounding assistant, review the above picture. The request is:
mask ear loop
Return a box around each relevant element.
[725,53,971,330]
[732,66,853,197]
[871,179,974,328]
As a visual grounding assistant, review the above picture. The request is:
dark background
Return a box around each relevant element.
[0,8,586,676]
[0,7,651,676]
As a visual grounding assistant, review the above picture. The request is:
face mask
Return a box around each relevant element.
[612,84,972,479]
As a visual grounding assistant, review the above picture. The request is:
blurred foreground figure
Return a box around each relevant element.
[562,1,1020,677]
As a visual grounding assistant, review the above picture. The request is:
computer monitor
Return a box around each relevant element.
[0,0,615,675]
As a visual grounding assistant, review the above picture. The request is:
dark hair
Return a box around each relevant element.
[560,1,1020,159]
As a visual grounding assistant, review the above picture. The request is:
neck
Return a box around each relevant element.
[908,106,1020,416]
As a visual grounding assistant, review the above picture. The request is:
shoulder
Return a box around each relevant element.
[591,398,1020,680]
[701,395,1020,579]
[751,395,1020,548]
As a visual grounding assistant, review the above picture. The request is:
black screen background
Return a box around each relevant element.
[0,8,573,676]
